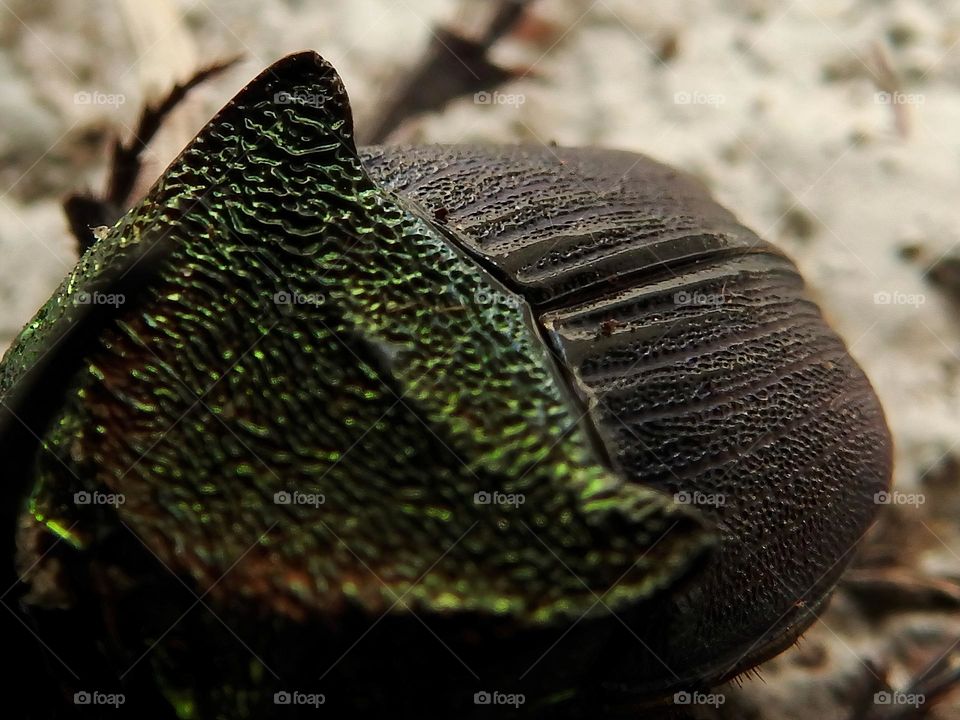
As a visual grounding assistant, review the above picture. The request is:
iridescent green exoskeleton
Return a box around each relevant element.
[0,52,890,719]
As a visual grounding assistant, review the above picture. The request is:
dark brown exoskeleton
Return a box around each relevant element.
[362,142,893,695]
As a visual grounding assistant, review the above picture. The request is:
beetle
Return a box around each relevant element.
[0,51,891,718]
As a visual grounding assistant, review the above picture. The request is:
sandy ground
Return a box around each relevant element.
[1,0,959,717]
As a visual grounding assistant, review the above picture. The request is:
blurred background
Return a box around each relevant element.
[1,1,959,717]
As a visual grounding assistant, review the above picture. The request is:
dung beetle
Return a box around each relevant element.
[0,51,892,718]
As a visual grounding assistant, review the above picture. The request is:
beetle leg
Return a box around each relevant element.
[62,56,240,254]
[362,0,535,144]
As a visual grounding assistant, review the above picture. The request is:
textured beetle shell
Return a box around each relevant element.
[0,51,892,715]
[363,144,893,687]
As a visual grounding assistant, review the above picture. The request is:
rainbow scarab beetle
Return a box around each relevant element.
[0,52,891,719]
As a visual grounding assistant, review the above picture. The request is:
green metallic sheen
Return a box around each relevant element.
[0,52,712,718]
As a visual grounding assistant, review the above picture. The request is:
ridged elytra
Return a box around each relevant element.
[0,51,891,719]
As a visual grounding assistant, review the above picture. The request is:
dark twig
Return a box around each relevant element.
[860,641,960,720]
[362,0,537,144]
